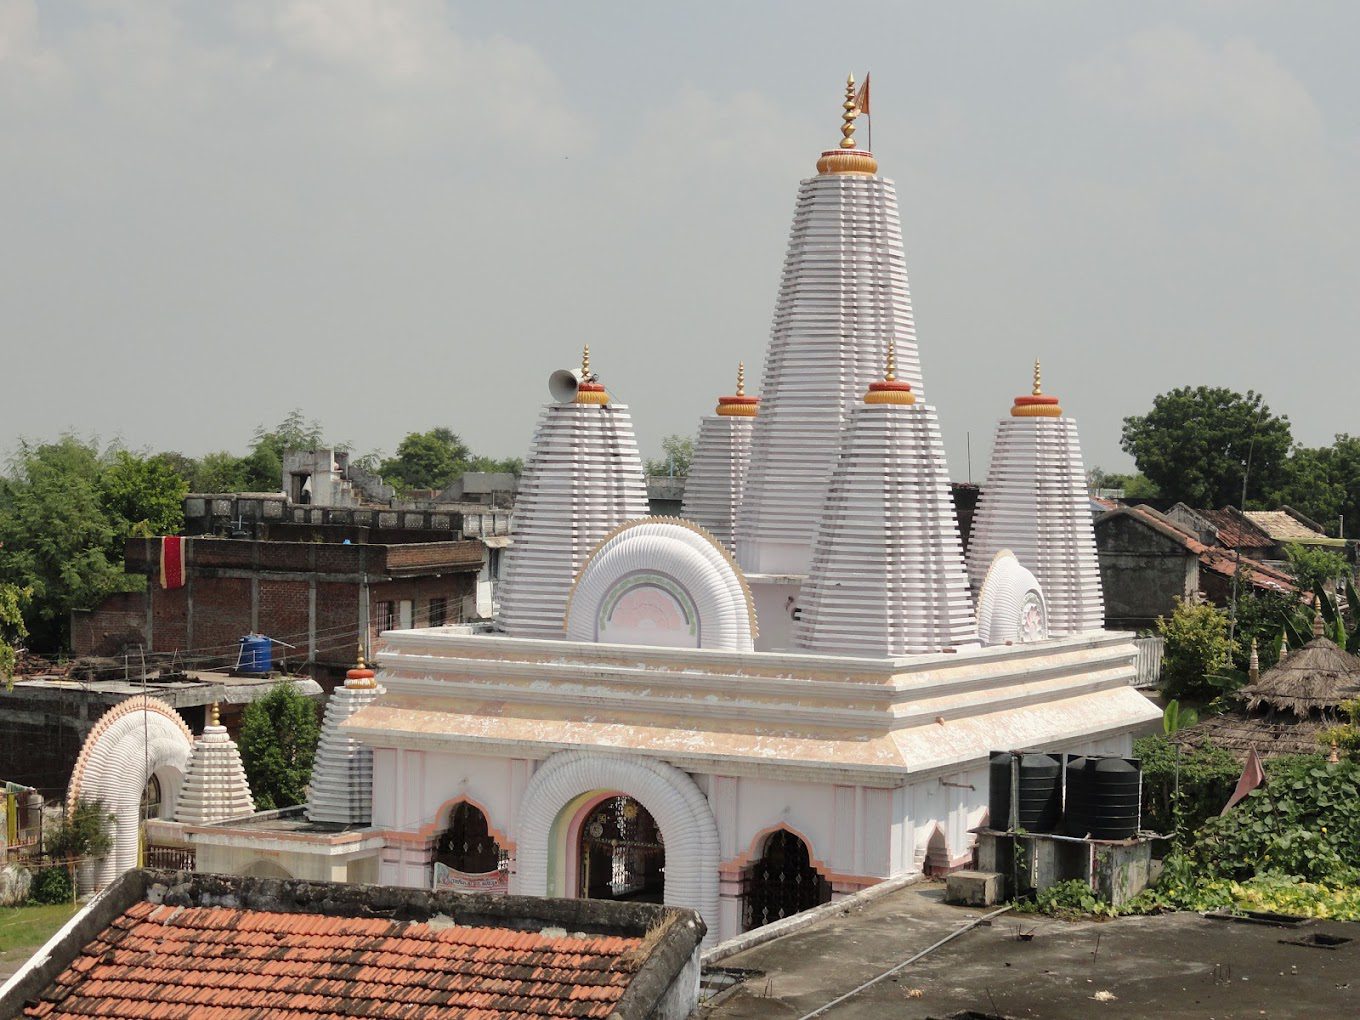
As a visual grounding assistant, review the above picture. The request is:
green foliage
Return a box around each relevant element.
[1086,467,1158,497]
[1318,699,1360,760]
[1121,386,1293,508]
[29,866,73,905]
[380,428,472,492]
[241,411,329,491]
[0,438,135,647]
[645,434,695,477]
[99,451,187,541]
[1228,584,1302,671]
[189,450,252,493]
[1274,435,1360,536]
[1015,879,1118,919]
[1157,597,1238,702]
[1135,735,1241,836]
[238,683,321,811]
[1161,700,1198,736]
[1282,543,1348,594]
[45,799,113,861]
[0,583,30,684]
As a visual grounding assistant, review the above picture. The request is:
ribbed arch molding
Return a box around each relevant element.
[512,751,720,945]
[67,696,194,889]
[565,519,756,651]
[975,550,1049,646]
[966,417,1105,636]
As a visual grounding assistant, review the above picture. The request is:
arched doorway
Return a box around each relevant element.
[742,829,831,931]
[576,795,664,903]
[433,802,508,892]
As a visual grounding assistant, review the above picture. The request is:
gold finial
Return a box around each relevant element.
[1033,359,1042,396]
[355,643,366,670]
[840,73,859,149]
[209,701,220,727]
[1012,359,1062,417]
[736,362,746,397]
[864,342,914,405]
[886,343,897,382]
[1248,638,1260,683]
[1314,605,1325,639]
[581,344,591,380]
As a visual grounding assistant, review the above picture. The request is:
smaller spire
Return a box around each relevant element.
[1012,359,1063,417]
[346,643,376,689]
[208,701,220,728]
[1280,633,1290,662]
[717,362,759,417]
[1248,638,1260,683]
[575,345,609,405]
[1313,605,1325,639]
[864,343,915,405]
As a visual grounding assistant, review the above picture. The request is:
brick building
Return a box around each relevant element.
[73,534,484,690]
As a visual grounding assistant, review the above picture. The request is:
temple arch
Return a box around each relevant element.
[512,751,720,943]
[67,696,194,889]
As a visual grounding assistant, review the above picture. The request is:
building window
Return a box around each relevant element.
[378,601,396,633]
[140,774,163,821]
[398,599,413,629]
[429,597,447,628]
[742,829,831,931]
[435,803,505,875]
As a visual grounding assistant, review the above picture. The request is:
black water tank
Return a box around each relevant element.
[1083,757,1141,840]
[988,751,1014,830]
[1062,756,1092,836]
[1016,753,1062,833]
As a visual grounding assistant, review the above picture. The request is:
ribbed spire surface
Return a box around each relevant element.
[736,171,926,576]
[966,411,1105,636]
[307,677,383,826]
[496,401,649,638]
[174,718,254,826]
[681,367,758,553]
[795,401,977,657]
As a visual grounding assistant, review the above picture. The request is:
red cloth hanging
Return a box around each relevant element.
[160,536,186,590]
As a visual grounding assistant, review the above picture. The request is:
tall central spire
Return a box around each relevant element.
[736,76,924,576]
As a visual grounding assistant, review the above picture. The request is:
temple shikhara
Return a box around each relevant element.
[65,77,1159,948]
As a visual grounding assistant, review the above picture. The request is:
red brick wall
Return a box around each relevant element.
[71,591,146,657]
[191,577,253,668]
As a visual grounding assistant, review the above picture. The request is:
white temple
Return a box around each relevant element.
[966,363,1106,637]
[101,76,1159,950]
[306,650,384,825]
[173,703,255,826]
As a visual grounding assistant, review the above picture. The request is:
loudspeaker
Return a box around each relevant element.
[548,368,582,404]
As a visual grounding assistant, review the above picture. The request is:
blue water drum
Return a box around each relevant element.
[239,634,273,674]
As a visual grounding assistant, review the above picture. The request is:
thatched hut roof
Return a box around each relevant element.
[1175,712,1334,760]
[1238,635,1360,717]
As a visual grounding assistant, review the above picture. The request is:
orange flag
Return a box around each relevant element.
[854,72,871,116]
[1221,747,1266,814]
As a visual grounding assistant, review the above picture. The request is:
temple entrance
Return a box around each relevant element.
[433,802,509,894]
[742,829,832,931]
[576,795,664,903]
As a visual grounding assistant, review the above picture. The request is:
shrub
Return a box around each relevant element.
[1158,597,1237,702]
[45,799,113,862]
[30,865,74,905]
[238,682,320,810]
[1134,735,1241,836]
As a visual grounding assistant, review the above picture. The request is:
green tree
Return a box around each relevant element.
[45,798,114,862]
[0,437,132,648]
[240,411,328,491]
[1121,387,1293,508]
[1276,435,1360,536]
[645,434,695,477]
[1086,467,1159,498]
[1158,597,1237,702]
[99,450,188,540]
[238,683,321,810]
[0,582,30,684]
[380,428,473,492]
[190,450,252,493]
[1283,542,1348,594]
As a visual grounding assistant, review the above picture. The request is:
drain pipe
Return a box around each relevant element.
[794,903,1014,1020]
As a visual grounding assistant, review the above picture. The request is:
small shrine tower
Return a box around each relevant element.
[966,362,1105,636]
[680,363,759,553]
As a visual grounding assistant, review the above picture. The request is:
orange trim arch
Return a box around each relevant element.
[417,795,515,853]
[729,822,834,881]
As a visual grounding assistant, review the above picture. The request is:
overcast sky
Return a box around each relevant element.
[2,1,1357,479]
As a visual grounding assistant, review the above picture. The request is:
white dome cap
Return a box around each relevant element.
[976,550,1049,646]
[565,518,757,651]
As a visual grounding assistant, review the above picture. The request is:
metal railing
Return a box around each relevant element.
[144,844,197,870]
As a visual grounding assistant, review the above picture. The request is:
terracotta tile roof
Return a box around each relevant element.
[25,901,645,1019]
[1192,508,1274,550]
[1242,509,1328,542]
[1102,505,1295,593]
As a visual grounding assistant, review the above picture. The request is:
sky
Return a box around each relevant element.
[2,1,1357,479]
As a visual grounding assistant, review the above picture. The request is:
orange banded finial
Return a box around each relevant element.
[346,642,376,689]
[865,343,914,405]
[575,344,608,405]
[717,361,759,417]
[1012,359,1062,417]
